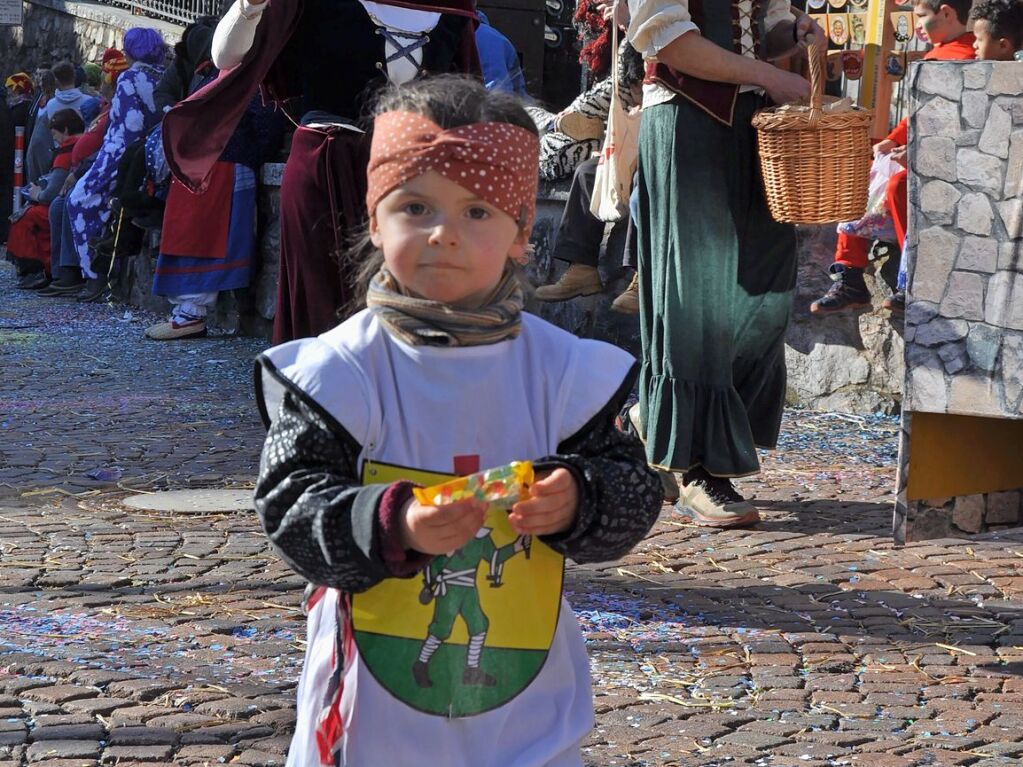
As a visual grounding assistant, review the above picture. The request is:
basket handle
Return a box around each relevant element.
[807,41,823,129]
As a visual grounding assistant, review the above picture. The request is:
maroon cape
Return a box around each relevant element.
[163,0,480,193]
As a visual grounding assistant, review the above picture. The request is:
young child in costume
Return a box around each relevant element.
[253,75,662,767]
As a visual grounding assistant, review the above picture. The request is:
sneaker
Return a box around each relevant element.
[462,667,497,687]
[810,265,871,315]
[535,264,602,302]
[674,467,760,528]
[557,111,605,141]
[658,469,680,504]
[610,274,639,314]
[144,319,207,340]
[882,290,905,316]
[77,277,110,303]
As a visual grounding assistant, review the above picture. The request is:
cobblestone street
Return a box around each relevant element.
[5,268,1023,767]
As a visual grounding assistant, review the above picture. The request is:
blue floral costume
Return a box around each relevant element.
[67,62,163,278]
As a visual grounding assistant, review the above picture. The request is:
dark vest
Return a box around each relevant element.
[290,0,465,121]
[644,0,768,126]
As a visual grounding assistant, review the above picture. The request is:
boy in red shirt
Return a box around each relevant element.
[811,0,975,317]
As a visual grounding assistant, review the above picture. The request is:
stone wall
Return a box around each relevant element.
[0,0,180,76]
[903,61,1022,417]
[895,60,1023,542]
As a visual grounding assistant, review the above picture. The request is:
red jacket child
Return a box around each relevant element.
[810,6,976,317]
[879,32,975,248]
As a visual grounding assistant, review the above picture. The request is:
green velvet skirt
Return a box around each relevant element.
[636,93,797,478]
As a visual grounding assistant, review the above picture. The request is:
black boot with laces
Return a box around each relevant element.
[810,265,871,315]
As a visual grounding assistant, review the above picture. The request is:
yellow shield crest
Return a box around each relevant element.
[352,460,565,717]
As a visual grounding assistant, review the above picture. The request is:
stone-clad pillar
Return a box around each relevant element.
[895,60,1023,543]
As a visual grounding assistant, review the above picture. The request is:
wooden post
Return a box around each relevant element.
[858,0,899,140]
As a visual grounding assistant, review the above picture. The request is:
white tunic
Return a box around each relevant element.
[260,311,637,767]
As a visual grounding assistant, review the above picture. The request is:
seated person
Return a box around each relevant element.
[810,0,975,317]
[528,42,642,182]
[7,108,84,289]
[533,35,643,311]
[533,155,639,312]
[39,57,125,297]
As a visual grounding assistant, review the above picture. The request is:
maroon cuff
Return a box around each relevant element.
[377,481,432,577]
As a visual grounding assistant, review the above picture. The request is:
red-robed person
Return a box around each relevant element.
[811,0,975,316]
[162,0,481,344]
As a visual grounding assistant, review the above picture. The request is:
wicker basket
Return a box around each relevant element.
[752,44,873,225]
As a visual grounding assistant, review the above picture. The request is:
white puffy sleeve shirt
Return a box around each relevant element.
[627,0,793,108]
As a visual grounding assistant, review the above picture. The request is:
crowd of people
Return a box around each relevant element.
[1,24,285,338]
[2,2,1022,763]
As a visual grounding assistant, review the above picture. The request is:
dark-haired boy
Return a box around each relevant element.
[811,0,975,316]
[971,0,1023,60]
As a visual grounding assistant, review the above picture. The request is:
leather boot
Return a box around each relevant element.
[810,265,871,315]
[535,264,602,302]
[610,273,639,314]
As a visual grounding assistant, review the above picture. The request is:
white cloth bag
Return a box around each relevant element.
[589,11,640,222]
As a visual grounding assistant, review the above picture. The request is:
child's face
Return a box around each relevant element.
[972,20,1016,61]
[913,3,958,44]
[370,170,528,308]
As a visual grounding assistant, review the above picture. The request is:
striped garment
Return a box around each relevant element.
[365,264,523,347]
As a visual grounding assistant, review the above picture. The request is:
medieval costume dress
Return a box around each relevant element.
[162,0,480,344]
[65,60,164,279]
[628,1,798,483]
[149,52,284,337]
[254,308,662,766]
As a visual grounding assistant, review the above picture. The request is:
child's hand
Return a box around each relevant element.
[874,139,898,157]
[508,468,579,536]
[400,497,488,555]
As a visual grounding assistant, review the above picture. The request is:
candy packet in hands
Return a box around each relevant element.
[413,461,534,508]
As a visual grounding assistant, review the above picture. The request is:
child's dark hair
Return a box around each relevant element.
[915,0,973,24]
[344,76,538,311]
[971,0,1023,49]
[50,108,85,136]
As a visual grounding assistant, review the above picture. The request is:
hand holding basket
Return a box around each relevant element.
[751,43,874,225]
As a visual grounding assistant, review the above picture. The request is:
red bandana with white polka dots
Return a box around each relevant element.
[366,111,540,231]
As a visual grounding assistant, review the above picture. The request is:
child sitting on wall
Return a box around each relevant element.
[810,0,976,318]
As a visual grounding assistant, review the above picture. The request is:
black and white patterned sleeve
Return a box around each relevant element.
[254,390,393,593]
[537,372,662,564]
[564,77,613,122]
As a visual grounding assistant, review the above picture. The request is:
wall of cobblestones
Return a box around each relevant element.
[897,60,1023,541]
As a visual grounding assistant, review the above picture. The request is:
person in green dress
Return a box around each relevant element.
[626,0,822,527]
